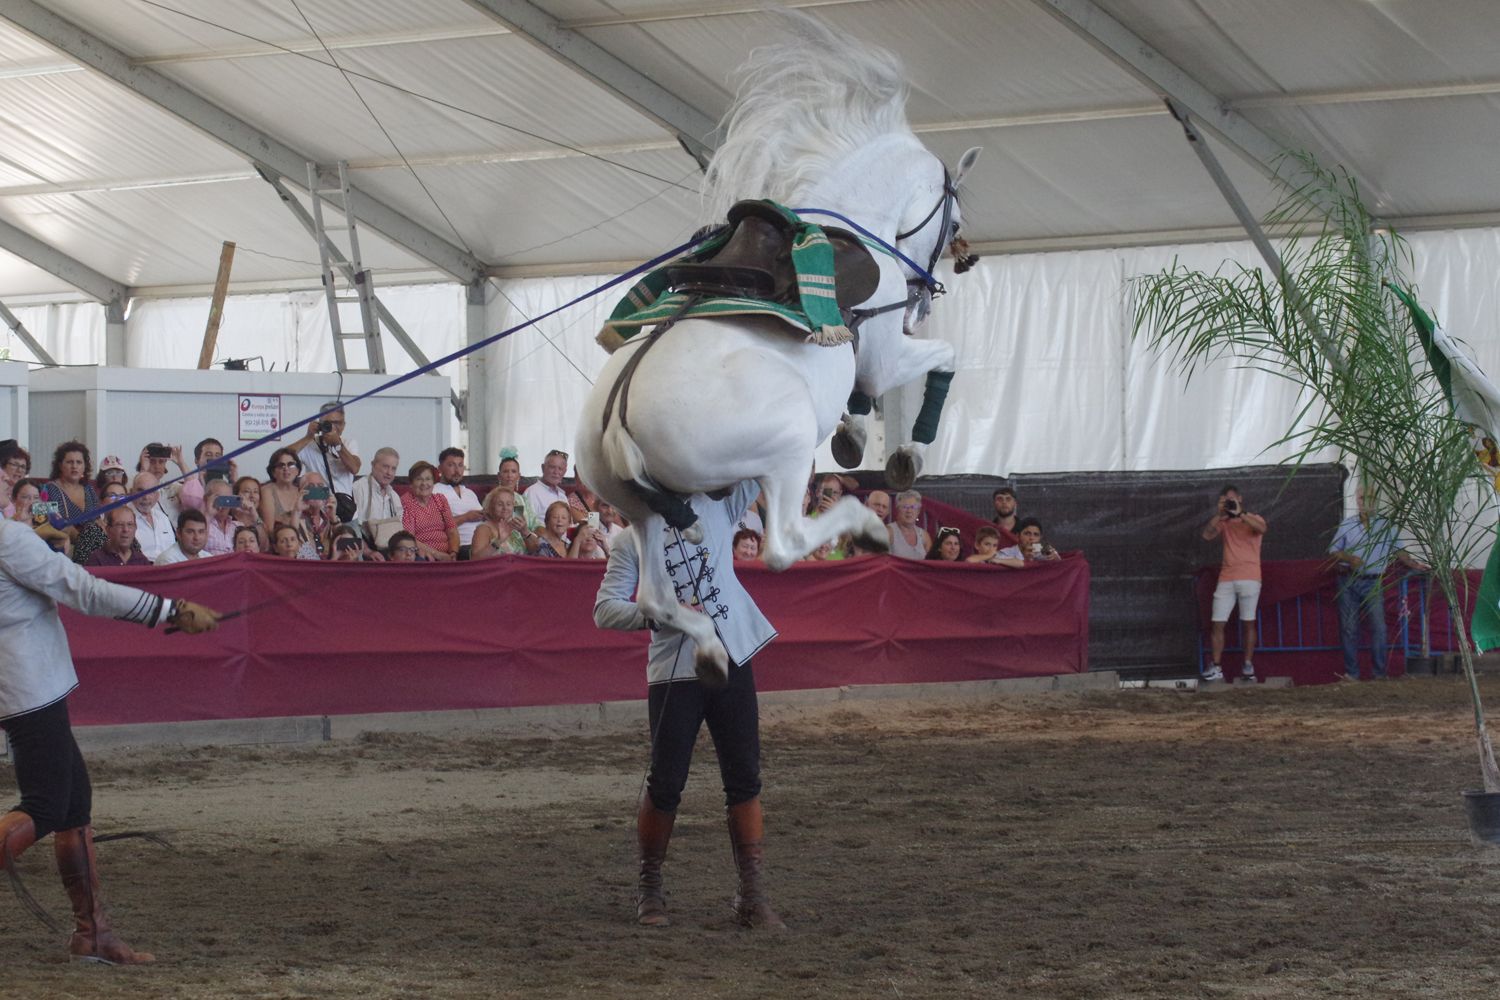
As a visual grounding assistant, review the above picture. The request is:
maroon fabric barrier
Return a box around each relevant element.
[1194,560,1479,685]
[62,552,1090,726]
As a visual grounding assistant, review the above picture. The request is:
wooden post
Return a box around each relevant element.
[198,241,236,369]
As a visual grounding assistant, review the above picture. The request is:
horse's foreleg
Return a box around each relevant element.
[882,341,957,490]
[632,519,730,687]
[830,391,873,469]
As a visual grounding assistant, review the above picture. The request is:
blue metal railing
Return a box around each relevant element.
[1197,574,1458,672]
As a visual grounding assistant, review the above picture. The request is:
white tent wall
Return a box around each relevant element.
[0,301,103,365]
[475,274,622,474]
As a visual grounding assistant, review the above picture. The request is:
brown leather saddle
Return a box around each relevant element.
[664,201,879,312]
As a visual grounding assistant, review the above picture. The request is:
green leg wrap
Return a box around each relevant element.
[911,370,953,445]
[846,391,873,416]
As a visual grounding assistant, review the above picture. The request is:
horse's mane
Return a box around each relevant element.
[701,12,914,221]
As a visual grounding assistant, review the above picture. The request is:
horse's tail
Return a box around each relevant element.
[602,420,702,541]
[602,420,650,493]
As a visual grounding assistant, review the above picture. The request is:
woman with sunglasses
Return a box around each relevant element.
[924,525,963,561]
[258,448,305,536]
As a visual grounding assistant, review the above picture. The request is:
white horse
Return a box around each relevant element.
[576,17,977,684]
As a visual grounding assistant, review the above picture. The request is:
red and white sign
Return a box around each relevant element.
[237,394,281,440]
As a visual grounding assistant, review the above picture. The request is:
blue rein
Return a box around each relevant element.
[53,201,943,532]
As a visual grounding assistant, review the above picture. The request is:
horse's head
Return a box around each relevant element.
[892,146,982,331]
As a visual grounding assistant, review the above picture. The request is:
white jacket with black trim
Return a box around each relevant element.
[593,481,776,684]
[0,520,172,720]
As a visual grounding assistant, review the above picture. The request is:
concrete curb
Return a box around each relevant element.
[60,672,1120,752]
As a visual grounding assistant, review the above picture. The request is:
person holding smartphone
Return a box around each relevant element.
[470,487,541,558]
[297,473,337,560]
[993,517,1062,567]
[575,510,608,560]
[201,479,240,555]
[174,438,236,513]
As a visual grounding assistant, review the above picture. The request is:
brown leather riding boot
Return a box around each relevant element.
[726,797,786,930]
[54,826,155,964]
[636,797,676,927]
[1,810,40,870]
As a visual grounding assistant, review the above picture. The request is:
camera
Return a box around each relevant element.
[1224,498,1241,516]
[318,420,336,434]
[145,443,171,459]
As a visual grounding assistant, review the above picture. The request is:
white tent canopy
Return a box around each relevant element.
[0,0,1497,475]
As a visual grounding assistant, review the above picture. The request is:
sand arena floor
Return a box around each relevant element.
[5,676,1500,999]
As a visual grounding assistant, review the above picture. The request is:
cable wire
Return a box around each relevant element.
[137,0,701,192]
[286,0,477,257]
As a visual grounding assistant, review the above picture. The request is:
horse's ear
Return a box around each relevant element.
[952,147,982,188]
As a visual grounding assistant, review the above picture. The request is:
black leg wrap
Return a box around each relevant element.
[912,370,954,445]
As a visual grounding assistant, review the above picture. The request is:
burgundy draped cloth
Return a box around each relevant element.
[62,549,1090,726]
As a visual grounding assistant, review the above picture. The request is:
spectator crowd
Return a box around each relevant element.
[0,403,1072,573]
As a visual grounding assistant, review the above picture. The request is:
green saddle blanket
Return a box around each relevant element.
[597,201,858,353]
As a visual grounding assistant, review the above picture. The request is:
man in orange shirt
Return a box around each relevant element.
[1200,485,1268,682]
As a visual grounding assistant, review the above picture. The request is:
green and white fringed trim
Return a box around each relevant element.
[789,226,853,346]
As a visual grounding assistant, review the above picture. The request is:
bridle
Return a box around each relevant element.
[797,165,977,337]
[894,166,961,290]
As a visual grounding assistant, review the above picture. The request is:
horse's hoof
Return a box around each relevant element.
[885,449,921,491]
[830,425,864,469]
[694,655,729,689]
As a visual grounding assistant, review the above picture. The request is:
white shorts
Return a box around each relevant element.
[1212,579,1261,622]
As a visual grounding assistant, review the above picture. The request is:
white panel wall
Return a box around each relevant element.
[26,368,449,480]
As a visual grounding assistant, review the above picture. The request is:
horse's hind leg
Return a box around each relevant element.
[758,457,887,571]
[631,515,731,688]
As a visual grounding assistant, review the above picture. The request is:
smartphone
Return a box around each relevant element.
[31,501,59,519]
[303,485,331,501]
[146,444,172,459]
[213,495,242,509]
[334,536,360,552]
[586,511,601,530]
[204,466,232,484]
[513,502,526,520]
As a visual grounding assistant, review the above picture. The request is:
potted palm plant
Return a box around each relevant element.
[1132,159,1500,840]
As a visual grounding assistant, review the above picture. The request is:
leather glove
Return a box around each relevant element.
[169,600,221,634]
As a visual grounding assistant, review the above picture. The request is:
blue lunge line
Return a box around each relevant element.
[60,205,913,530]
[57,233,709,529]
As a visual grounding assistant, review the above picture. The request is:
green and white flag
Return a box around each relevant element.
[1391,285,1500,650]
